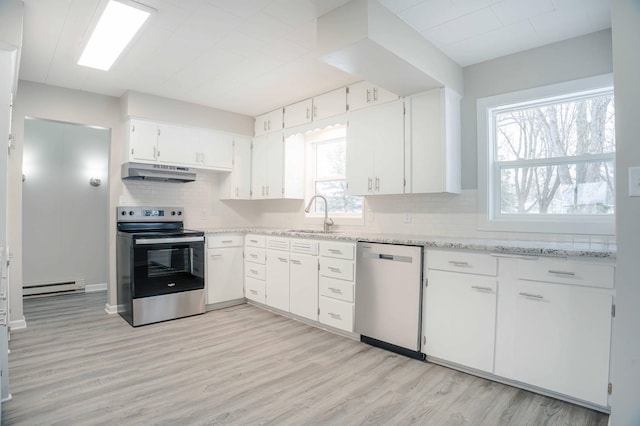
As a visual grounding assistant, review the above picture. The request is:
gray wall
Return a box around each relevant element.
[610,1,640,424]
[460,29,613,189]
[23,118,109,288]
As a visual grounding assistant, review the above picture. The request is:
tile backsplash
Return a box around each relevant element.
[120,173,615,248]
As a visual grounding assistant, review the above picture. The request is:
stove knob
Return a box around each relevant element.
[171,211,176,216]
[121,211,126,216]
[177,211,182,216]
[129,211,134,216]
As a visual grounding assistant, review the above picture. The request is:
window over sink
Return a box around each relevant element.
[477,74,615,235]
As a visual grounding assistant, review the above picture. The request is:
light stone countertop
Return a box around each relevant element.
[200,227,616,259]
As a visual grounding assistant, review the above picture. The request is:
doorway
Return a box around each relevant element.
[22,117,110,296]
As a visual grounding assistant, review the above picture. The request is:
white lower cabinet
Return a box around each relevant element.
[265,237,291,312]
[206,234,244,305]
[289,252,319,321]
[245,277,266,304]
[424,268,497,373]
[318,241,356,332]
[318,296,354,331]
[244,234,266,304]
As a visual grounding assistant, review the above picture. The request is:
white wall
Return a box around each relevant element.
[610,1,640,424]
[460,29,613,189]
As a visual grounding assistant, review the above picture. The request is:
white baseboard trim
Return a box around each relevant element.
[104,303,122,314]
[1,393,12,402]
[85,283,108,292]
[10,317,27,330]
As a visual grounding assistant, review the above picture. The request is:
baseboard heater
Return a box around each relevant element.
[23,281,84,297]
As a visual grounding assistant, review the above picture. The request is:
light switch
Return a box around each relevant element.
[629,167,640,197]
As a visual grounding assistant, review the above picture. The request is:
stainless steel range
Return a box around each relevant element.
[116,206,205,327]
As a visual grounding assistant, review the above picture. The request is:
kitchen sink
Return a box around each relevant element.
[286,229,332,234]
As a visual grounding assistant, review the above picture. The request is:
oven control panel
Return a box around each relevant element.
[117,206,183,222]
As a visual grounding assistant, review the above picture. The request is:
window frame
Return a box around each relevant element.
[477,74,615,235]
[302,125,364,226]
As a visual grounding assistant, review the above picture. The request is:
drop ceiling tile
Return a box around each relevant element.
[262,38,311,63]
[582,0,611,27]
[262,0,319,26]
[236,11,295,42]
[398,0,464,32]
[377,0,425,14]
[424,7,503,46]
[491,0,555,26]
[452,0,501,15]
[215,31,268,57]
[175,3,241,44]
[284,20,317,50]
[143,1,192,33]
[310,0,353,16]
[114,25,174,75]
[529,5,589,40]
[204,0,272,18]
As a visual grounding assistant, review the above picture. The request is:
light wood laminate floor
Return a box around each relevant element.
[3,292,608,425]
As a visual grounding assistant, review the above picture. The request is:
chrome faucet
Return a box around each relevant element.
[304,195,334,233]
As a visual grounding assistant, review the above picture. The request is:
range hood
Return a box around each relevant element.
[121,162,196,183]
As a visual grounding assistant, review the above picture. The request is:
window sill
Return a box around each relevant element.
[478,215,615,236]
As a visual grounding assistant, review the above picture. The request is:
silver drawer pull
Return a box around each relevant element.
[290,259,301,265]
[278,257,288,262]
[250,254,258,258]
[210,254,223,258]
[249,289,258,295]
[329,288,342,294]
[328,312,341,320]
[471,286,493,292]
[221,240,233,244]
[250,269,258,275]
[250,239,258,243]
[519,292,544,300]
[328,267,341,273]
[548,270,575,276]
[329,249,342,254]
[449,261,469,267]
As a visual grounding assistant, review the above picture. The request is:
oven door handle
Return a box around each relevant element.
[135,236,204,245]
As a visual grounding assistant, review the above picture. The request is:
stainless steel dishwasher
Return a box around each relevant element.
[355,242,424,359]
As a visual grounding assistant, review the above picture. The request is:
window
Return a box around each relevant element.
[303,125,363,220]
[477,74,615,234]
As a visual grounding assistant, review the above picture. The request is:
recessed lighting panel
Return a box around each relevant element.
[78,0,152,71]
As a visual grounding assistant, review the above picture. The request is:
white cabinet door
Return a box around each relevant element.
[266,250,290,311]
[127,119,158,162]
[313,88,347,120]
[405,88,461,194]
[289,253,319,321]
[347,81,398,112]
[424,269,497,373]
[228,135,251,199]
[509,281,612,406]
[284,99,312,128]
[283,133,304,199]
[346,100,404,195]
[157,122,197,165]
[198,129,233,170]
[251,135,268,199]
[206,246,244,304]
[265,132,284,199]
[255,108,283,136]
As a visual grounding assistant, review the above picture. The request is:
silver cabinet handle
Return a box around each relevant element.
[249,253,258,258]
[329,287,342,294]
[375,177,380,191]
[306,107,310,119]
[250,269,258,275]
[519,292,544,300]
[313,104,318,119]
[262,185,265,196]
[548,270,575,276]
[250,239,258,243]
[471,286,493,292]
[367,177,372,192]
[373,87,378,101]
[250,289,258,295]
[328,266,341,273]
[366,89,371,103]
[278,257,288,263]
[448,261,469,267]
[263,121,267,131]
[328,312,341,320]
[266,185,270,196]
[290,259,301,265]
[222,240,233,244]
[210,254,223,258]
[328,249,342,254]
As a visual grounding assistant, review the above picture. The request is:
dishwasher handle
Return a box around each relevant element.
[371,253,414,263]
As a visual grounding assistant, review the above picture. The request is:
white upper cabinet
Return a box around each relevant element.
[346,100,405,195]
[255,108,283,136]
[124,118,234,172]
[347,81,399,112]
[284,99,313,129]
[405,88,461,194]
[313,87,347,120]
[127,119,158,162]
[221,135,252,200]
[251,132,304,200]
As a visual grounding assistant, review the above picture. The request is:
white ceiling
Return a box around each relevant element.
[18,0,611,117]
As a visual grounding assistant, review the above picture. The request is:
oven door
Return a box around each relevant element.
[132,236,204,298]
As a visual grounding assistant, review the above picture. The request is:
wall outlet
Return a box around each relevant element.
[367,210,375,223]
[403,211,412,224]
[201,209,208,220]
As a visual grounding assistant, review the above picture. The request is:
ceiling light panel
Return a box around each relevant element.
[78,0,153,71]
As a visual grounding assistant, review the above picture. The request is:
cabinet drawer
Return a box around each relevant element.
[319,276,354,303]
[245,234,266,248]
[427,250,497,276]
[290,239,319,255]
[266,237,290,251]
[320,241,355,260]
[319,296,354,332]
[517,258,615,289]
[245,247,266,264]
[245,277,266,304]
[208,234,243,248]
[320,258,354,281]
[245,263,266,281]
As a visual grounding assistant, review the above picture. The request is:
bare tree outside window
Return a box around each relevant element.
[494,93,615,216]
